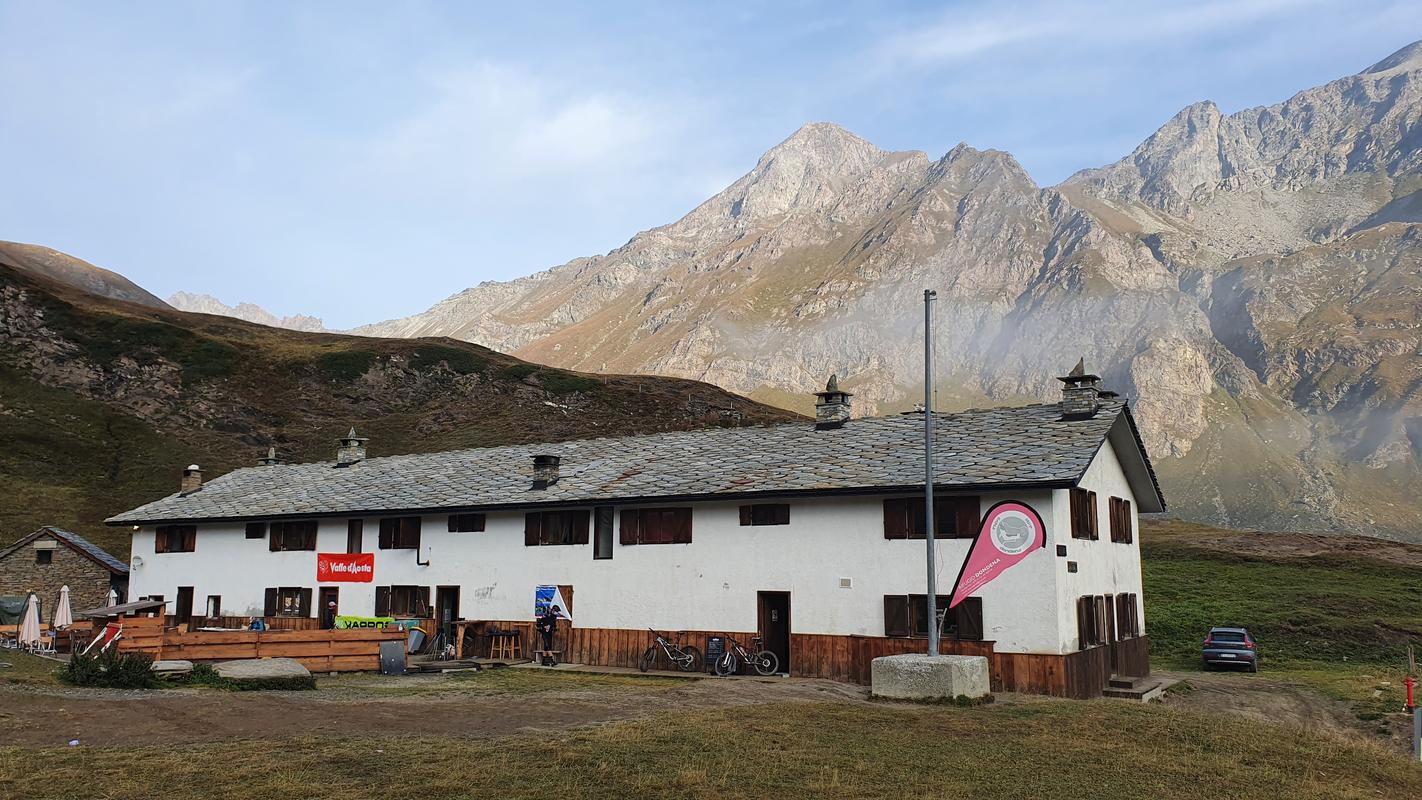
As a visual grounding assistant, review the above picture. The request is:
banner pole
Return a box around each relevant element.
[924,289,939,658]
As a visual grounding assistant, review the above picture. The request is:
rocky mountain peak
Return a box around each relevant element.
[167,292,327,332]
[1362,39,1422,75]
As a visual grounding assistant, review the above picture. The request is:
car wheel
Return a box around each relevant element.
[1249,661,1258,674]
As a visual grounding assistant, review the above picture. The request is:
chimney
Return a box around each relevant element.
[531,454,561,490]
[814,374,853,430]
[258,446,280,467]
[180,465,202,493]
[1057,358,1103,419]
[337,428,368,466]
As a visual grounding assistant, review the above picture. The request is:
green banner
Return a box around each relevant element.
[333,615,396,629]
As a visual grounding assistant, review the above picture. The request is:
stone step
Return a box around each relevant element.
[1108,675,1142,689]
[1102,679,1168,703]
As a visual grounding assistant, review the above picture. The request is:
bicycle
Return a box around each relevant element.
[639,628,702,672]
[712,634,779,676]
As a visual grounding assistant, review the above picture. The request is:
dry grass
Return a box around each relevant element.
[0,649,63,687]
[0,700,1416,799]
[317,666,689,697]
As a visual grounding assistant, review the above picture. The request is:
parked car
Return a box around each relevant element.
[1202,627,1258,672]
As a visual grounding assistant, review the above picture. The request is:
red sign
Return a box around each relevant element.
[316,553,374,583]
[948,501,1046,609]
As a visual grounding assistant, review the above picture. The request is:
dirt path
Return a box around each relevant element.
[1156,669,1368,739]
[0,672,870,748]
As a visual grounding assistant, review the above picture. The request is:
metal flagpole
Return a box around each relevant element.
[924,289,939,657]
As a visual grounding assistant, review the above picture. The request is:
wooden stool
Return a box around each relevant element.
[490,631,523,660]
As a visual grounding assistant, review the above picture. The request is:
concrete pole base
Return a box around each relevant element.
[870,654,991,700]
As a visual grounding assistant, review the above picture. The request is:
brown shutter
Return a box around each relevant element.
[524,512,542,546]
[571,510,590,545]
[882,499,908,539]
[955,497,981,539]
[956,598,984,641]
[739,505,752,526]
[375,586,391,617]
[1088,491,1099,539]
[263,587,278,617]
[298,588,313,618]
[1076,597,1089,648]
[269,524,282,552]
[155,529,167,554]
[182,526,197,552]
[378,519,393,549]
[883,595,910,637]
[673,508,692,544]
[1123,500,1133,543]
[418,586,431,617]
[619,509,640,545]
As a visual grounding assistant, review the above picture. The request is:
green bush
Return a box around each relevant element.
[315,350,377,382]
[409,346,488,374]
[61,648,158,689]
[164,663,315,691]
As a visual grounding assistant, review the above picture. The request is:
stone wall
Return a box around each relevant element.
[0,535,116,618]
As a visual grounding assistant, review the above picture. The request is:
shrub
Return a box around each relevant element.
[315,350,377,382]
[61,648,158,689]
[409,346,488,374]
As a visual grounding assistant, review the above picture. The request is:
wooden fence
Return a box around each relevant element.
[110,615,408,672]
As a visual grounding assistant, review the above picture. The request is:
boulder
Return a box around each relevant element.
[151,660,194,676]
[213,657,311,681]
[870,654,990,700]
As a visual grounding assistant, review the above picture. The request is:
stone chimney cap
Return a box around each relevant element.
[341,427,369,443]
[185,464,200,471]
[1057,357,1100,385]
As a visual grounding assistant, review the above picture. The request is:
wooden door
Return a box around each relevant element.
[757,591,790,675]
[318,587,340,629]
[436,586,461,641]
[175,586,194,626]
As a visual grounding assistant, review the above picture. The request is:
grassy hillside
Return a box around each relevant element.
[0,263,797,556]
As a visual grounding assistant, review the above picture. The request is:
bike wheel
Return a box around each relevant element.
[677,645,702,672]
[639,646,657,673]
[753,650,779,676]
[713,652,736,676]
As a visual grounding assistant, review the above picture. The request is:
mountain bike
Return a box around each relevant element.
[713,634,779,676]
[639,628,702,672]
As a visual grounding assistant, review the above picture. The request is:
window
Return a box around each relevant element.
[378,517,421,549]
[448,513,486,532]
[524,510,590,546]
[269,520,318,552]
[375,585,430,617]
[593,506,614,560]
[1077,595,1108,647]
[1070,489,1098,540]
[1116,592,1141,638]
[35,549,52,565]
[739,503,790,526]
[346,519,363,553]
[882,497,980,539]
[205,595,222,617]
[619,507,692,545]
[154,525,196,553]
[264,587,312,617]
[883,595,984,640]
[1109,497,1133,543]
[245,522,267,540]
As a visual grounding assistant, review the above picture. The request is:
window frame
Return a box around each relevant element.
[1108,496,1134,544]
[882,497,980,540]
[346,519,363,554]
[739,503,790,526]
[378,516,422,550]
[269,520,318,552]
[265,586,312,618]
[619,507,693,545]
[448,513,486,533]
[154,525,196,554]
[377,585,431,617]
[1069,489,1099,540]
[245,522,267,540]
[35,549,53,565]
[524,509,590,547]
[593,506,614,560]
[883,594,984,641]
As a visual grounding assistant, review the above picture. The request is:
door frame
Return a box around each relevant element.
[1104,594,1119,672]
[318,586,340,629]
[174,586,194,626]
[435,585,461,639]
[756,590,791,675]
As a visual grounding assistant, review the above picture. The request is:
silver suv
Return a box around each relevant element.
[1202,627,1258,672]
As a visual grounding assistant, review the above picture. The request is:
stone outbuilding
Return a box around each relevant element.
[0,527,129,620]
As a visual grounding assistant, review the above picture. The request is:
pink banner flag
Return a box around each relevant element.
[948,501,1046,609]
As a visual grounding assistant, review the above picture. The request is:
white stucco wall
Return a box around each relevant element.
[126,478,1140,656]
[1052,438,1146,652]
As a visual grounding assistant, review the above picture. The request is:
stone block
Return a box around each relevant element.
[213,657,311,681]
[870,654,990,700]
[151,660,194,675]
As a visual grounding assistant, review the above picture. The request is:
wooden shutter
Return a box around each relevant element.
[954,497,982,539]
[882,499,909,539]
[375,586,391,617]
[1088,491,1099,539]
[619,509,640,544]
[269,524,282,552]
[570,510,590,545]
[182,526,196,552]
[417,586,431,617]
[378,519,393,549]
[672,508,692,543]
[298,588,313,618]
[154,529,168,554]
[739,505,752,526]
[883,595,910,637]
[263,587,278,617]
[1076,597,1089,647]
[955,598,984,641]
[524,512,542,546]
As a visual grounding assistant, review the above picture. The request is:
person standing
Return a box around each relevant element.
[322,600,338,630]
[535,604,562,666]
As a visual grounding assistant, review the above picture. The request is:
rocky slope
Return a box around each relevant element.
[358,42,1422,541]
[0,263,793,556]
[167,291,327,332]
[0,240,169,309]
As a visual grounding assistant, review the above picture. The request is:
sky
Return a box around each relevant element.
[0,1,1416,329]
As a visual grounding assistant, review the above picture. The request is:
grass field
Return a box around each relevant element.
[1141,520,1422,718]
[0,697,1416,800]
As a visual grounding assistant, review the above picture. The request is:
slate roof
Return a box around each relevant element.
[1,527,129,575]
[106,399,1164,525]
